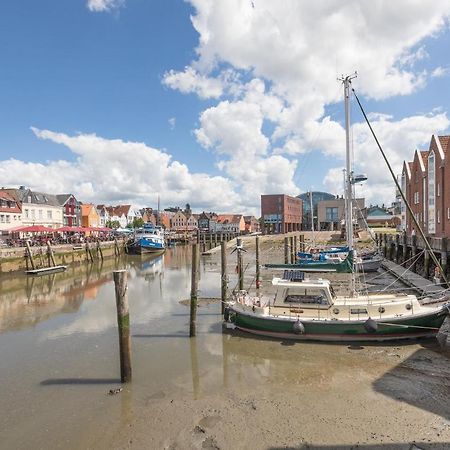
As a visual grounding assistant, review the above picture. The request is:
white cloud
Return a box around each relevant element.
[168,117,176,130]
[159,1,450,208]
[431,66,450,78]
[86,0,124,13]
[323,112,450,204]
[162,66,224,99]
[0,128,240,211]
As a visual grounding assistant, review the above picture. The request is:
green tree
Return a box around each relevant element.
[106,220,120,229]
[131,217,145,229]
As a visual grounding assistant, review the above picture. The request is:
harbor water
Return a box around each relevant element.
[0,243,449,449]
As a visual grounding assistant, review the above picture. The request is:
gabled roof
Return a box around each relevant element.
[0,191,21,213]
[402,160,411,179]
[81,203,96,216]
[3,188,61,206]
[56,194,78,206]
[437,135,450,157]
[414,149,426,173]
[216,214,243,224]
[114,205,132,217]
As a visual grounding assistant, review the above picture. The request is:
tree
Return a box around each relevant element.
[106,220,120,229]
[131,217,144,229]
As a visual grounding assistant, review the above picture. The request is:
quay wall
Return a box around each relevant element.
[0,241,125,274]
[376,233,448,280]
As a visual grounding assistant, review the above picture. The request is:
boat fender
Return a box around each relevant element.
[364,318,378,333]
[223,307,230,322]
[293,320,305,334]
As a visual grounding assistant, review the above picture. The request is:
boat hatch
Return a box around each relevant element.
[282,270,305,282]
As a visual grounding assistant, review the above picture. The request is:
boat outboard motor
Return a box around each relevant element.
[364,318,378,333]
[293,320,305,334]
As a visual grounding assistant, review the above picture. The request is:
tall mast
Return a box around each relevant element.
[343,74,356,252]
[340,73,357,297]
[310,190,315,246]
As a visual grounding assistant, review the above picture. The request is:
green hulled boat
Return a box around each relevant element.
[226,275,450,342]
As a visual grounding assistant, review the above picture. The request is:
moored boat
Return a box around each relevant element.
[225,271,450,342]
[126,223,165,255]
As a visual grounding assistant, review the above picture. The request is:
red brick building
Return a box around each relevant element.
[402,135,450,237]
[261,194,302,234]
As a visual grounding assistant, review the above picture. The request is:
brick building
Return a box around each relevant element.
[402,134,450,237]
[261,194,302,234]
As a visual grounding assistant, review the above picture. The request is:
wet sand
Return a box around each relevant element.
[0,235,449,449]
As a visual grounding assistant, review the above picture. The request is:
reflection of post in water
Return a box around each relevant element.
[46,272,57,295]
[190,337,200,399]
[26,275,36,303]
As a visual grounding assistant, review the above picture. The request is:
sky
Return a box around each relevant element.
[1,0,450,214]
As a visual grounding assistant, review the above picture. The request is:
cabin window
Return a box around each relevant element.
[283,288,329,307]
[350,308,368,315]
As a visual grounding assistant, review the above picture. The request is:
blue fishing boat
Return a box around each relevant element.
[126,223,165,255]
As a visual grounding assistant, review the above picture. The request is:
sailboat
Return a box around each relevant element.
[225,75,450,341]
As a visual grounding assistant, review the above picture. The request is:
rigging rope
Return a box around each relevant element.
[351,87,449,289]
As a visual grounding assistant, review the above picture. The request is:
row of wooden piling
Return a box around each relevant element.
[284,234,305,264]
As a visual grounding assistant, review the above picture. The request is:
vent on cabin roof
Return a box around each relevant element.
[282,270,305,282]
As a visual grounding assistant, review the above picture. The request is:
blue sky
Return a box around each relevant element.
[1,1,450,212]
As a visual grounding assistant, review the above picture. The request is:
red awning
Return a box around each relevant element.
[10,225,56,233]
[83,227,112,233]
[56,226,85,232]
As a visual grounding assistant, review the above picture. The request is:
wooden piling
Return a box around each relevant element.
[237,237,244,291]
[114,237,120,256]
[255,235,261,290]
[221,241,227,314]
[441,238,448,277]
[190,244,199,337]
[411,235,417,272]
[424,249,430,279]
[97,240,104,261]
[25,241,36,270]
[85,242,94,262]
[214,233,218,248]
[113,270,132,383]
[402,233,408,263]
[293,235,297,260]
[284,237,289,264]
[46,241,56,267]
[395,234,400,263]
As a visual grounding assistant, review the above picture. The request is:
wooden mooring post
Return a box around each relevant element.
[113,270,132,383]
[411,235,417,273]
[441,238,448,277]
[85,242,94,262]
[237,237,244,291]
[190,244,199,337]
[255,235,261,289]
[284,237,289,264]
[97,240,104,261]
[25,241,36,270]
[221,241,227,314]
[46,241,56,267]
[293,235,298,260]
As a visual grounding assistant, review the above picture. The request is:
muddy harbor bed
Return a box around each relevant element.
[0,234,449,449]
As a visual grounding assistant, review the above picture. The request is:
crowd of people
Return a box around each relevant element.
[1,232,123,248]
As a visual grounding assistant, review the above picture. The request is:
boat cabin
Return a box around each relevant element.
[272,277,335,309]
